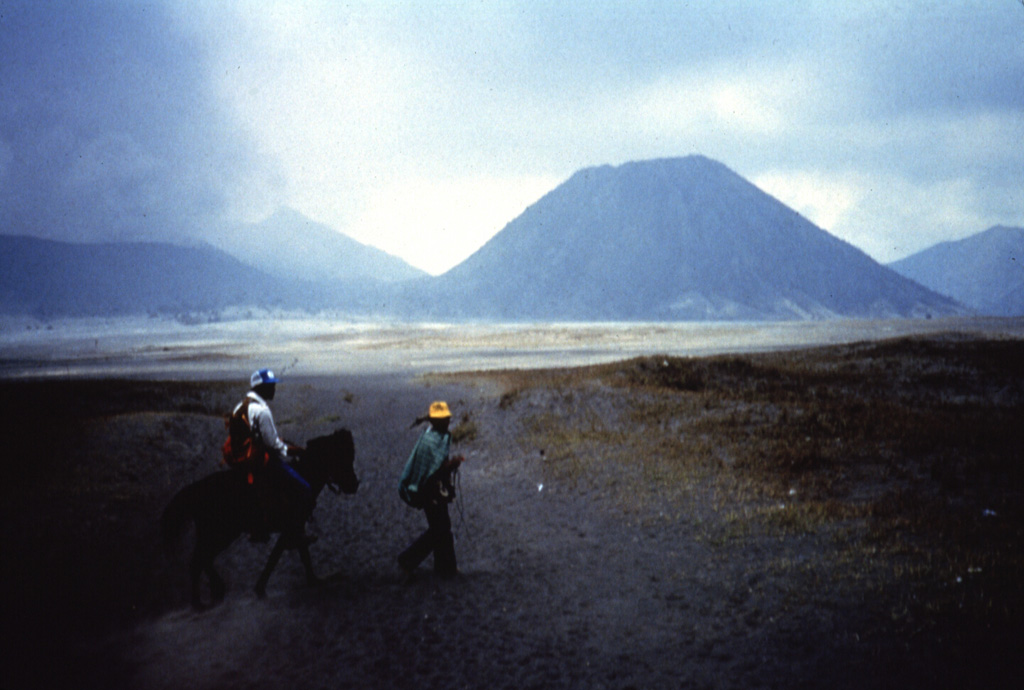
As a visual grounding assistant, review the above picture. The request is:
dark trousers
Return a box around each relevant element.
[398,503,456,577]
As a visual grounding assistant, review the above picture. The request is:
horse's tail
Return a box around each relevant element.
[161,482,198,548]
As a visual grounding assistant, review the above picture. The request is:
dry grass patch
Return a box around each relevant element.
[448,334,1024,639]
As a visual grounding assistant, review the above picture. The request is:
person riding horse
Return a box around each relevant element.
[234,368,314,543]
[163,425,358,607]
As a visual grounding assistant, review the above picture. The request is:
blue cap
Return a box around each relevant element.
[250,368,278,388]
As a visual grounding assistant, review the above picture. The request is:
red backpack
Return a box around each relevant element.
[222,398,269,483]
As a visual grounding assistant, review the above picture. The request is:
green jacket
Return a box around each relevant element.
[398,427,451,508]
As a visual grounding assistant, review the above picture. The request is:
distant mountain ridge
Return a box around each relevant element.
[888,226,1024,316]
[210,207,426,285]
[2,156,984,322]
[417,156,961,320]
[0,206,425,318]
[0,235,348,317]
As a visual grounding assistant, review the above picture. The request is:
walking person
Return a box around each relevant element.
[398,401,464,580]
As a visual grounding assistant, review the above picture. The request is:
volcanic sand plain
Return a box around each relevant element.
[2,317,1023,689]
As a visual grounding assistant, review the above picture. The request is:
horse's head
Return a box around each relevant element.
[306,429,359,495]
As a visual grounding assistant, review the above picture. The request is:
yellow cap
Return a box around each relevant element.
[428,401,451,419]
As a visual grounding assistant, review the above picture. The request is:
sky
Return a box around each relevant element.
[1,1,1022,276]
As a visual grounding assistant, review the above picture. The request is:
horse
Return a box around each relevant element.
[161,428,358,608]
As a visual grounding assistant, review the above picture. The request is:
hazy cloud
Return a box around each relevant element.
[2,0,1021,272]
[0,1,283,241]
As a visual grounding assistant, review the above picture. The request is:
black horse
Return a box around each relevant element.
[161,429,358,608]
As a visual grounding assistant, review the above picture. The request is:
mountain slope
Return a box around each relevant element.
[0,235,344,317]
[888,226,1024,316]
[421,156,961,321]
[211,208,426,285]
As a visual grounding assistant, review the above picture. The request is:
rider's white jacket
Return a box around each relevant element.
[238,391,289,463]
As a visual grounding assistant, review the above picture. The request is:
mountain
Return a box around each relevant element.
[210,207,426,285]
[888,226,1024,316]
[2,157,975,322]
[0,235,352,317]
[414,156,961,321]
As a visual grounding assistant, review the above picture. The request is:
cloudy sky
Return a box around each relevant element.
[2,1,1022,275]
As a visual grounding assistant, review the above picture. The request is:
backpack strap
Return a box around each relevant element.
[223,398,261,480]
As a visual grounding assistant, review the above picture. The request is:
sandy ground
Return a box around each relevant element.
[3,315,1021,379]
[2,318,1022,689]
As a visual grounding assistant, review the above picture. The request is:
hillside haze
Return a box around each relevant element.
[889,226,1024,316]
[211,207,426,285]
[0,235,357,318]
[0,208,425,319]
[3,157,973,322]
[424,156,961,320]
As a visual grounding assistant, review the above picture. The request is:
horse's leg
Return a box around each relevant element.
[297,543,321,587]
[189,551,205,609]
[190,525,233,609]
[207,564,226,603]
[254,535,288,598]
[205,527,238,604]
[190,540,221,609]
